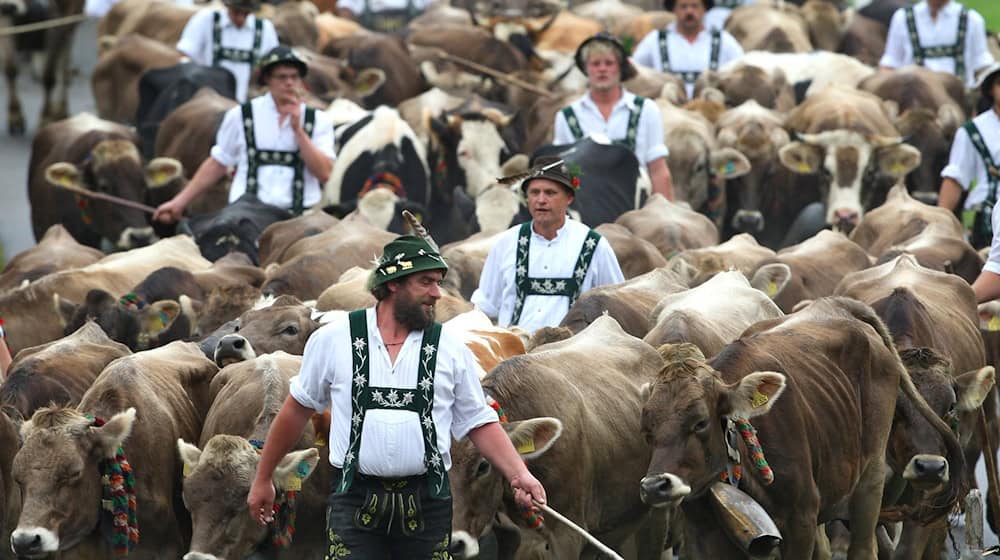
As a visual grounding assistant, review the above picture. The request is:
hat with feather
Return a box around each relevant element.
[367,211,448,290]
[496,156,580,196]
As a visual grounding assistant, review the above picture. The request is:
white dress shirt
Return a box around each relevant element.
[942,109,1000,211]
[472,219,625,333]
[983,197,1000,275]
[880,1,993,87]
[552,89,670,164]
[289,307,497,477]
[337,0,433,15]
[632,22,745,99]
[176,8,279,102]
[211,93,335,209]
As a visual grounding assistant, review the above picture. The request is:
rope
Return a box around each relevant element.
[88,416,140,556]
[0,13,88,37]
[485,395,543,529]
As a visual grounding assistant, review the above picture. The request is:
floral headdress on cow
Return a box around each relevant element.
[497,156,580,196]
[367,212,448,291]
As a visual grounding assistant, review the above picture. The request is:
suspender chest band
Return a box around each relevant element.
[658,28,721,85]
[240,103,315,215]
[905,6,968,79]
[338,310,449,499]
[212,11,264,67]
[560,96,645,152]
[510,223,603,325]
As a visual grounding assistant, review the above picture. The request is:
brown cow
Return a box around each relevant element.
[195,284,262,337]
[595,223,668,280]
[179,352,326,559]
[779,85,921,232]
[750,229,872,313]
[0,236,211,356]
[725,4,812,53]
[849,183,966,257]
[834,255,995,558]
[323,32,426,108]
[639,297,960,559]
[97,0,196,43]
[29,112,184,250]
[450,316,668,559]
[258,212,340,267]
[561,266,691,338]
[0,225,104,292]
[440,231,503,301]
[875,221,984,284]
[211,295,320,367]
[668,233,775,286]
[59,289,194,352]
[615,194,719,260]
[0,321,130,419]
[11,341,218,558]
[0,410,19,560]
[644,270,784,357]
[695,65,795,111]
[92,33,183,124]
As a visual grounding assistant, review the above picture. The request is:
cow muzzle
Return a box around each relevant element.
[832,208,859,234]
[732,210,765,233]
[903,454,949,488]
[11,527,59,557]
[449,531,480,559]
[116,227,158,251]
[639,473,691,507]
[214,334,257,368]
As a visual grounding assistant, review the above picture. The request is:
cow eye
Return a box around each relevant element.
[475,459,490,477]
[692,419,709,433]
[282,325,299,336]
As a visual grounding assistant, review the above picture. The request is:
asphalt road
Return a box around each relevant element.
[1,12,1000,559]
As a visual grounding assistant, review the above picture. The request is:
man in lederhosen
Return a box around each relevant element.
[940,64,1000,257]
[472,157,625,333]
[632,0,744,100]
[879,0,993,87]
[336,0,431,33]
[176,0,279,102]
[153,47,335,223]
[553,33,675,200]
[246,233,547,558]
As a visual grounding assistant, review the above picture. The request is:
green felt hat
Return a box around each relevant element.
[368,235,449,290]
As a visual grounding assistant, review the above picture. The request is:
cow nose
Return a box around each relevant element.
[449,531,479,559]
[639,473,691,506]
[733,210,765,233]
[910,455,948,481]
[213,334,256,367]
[833,208,859,225]
[11,532,43,556]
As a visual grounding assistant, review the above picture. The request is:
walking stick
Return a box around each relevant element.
[532,500,625,560]
[48,178,157,215]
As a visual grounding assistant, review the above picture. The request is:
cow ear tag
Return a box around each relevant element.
[284,474,303,492]
[183,463,192,477]
[516,439,536,455]
[765,281,779,297]
[989,316,1000,332]
[751,390,769,408]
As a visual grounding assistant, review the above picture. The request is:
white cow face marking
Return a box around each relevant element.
[457,120,508,198]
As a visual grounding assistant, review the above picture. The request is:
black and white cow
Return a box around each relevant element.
[180,193,293,265]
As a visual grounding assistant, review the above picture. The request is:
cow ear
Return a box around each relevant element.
[876,143,921,178]
[978,301,1000,331]
[710,147,751,179]
[778,142,823,175]
[45,162,83,189]
[955,366,996,412]
[937,103,964,137]
[53,294,77,329]
[724,372,786,419]
[273,447,320,491]
[668,257,699,286]
[500,153,529,177]
[145,157,184,188]
[503,417,563,461]
[481,107,513,128]
[142,300,181,338]
[177,439,202,477]
[92,408,136,458]
[353,68,386,97]
[750,263,791,299]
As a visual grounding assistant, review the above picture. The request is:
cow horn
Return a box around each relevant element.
[869,134,905,148]
[792,132,820,144]
[402,210,439,253]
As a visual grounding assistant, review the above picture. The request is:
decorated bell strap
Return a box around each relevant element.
[86,415,140,556]
[720,416,774,487]
[338,310,449,499]
[212,12,264,66]
[240,104,315,215]
[510,223,603,326]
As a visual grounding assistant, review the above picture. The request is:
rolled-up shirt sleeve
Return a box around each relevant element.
[984,203,1000,275]
[288,327,333,412]
[639,100,669,163]
[448,344,498,440]
[176,9,210,64]
[209,106,245,168]
[941,126,979,191]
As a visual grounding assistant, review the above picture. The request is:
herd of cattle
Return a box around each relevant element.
[3,0,1000,558]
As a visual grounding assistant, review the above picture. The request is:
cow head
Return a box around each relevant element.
[12,407,136,557]
[639,343,785,507]
[449,417,562,552]
[429,109,515,199]
[779,130,921,233]
[178,437,319,560]
[44,147,183,250]
[56,289,192,352]
[212,295,319,366]
[889,104,963,199]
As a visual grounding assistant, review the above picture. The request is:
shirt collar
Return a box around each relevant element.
[666,21,709,40]
[262,92,278,113]
[582,88,637,113]
[916,1,957,17]
[530,219,570,242]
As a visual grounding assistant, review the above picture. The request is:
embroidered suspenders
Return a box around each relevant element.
[212,11,264,67]
[964,121,1000,248]
[338,310,449,499]
[360,0,418,33]
[560,96,645,152]
[240,103,316,215]
[905,6,969,79]
[510,223,603,326]
[658,28,722,86]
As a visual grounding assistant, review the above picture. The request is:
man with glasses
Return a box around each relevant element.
[176,0,279,102]
[153,46,335,222]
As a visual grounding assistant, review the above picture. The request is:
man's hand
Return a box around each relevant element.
[510,470,546,511]
[153,197,185,223]
[279,100,302,133]
[247,477,276,526]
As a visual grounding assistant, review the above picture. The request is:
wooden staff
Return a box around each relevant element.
[49,180,157,214]
[0,13,87,37]
[978,408,1000,535]
[532,500,625,560]
[429,48,555,99]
